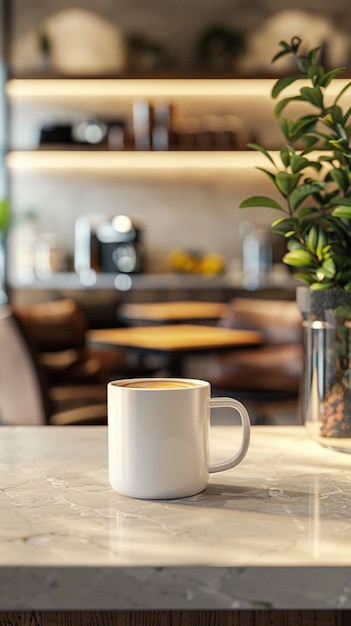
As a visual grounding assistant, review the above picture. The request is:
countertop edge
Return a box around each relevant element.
[1,565,351,610]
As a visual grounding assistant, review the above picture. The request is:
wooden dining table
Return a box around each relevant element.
[118,300,228,325]
[88,323,263,377]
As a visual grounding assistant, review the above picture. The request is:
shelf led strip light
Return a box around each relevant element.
[7,150,279,172]
[7,78,275,98]
[7,77,351,98]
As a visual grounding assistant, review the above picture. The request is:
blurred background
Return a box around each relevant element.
[1,0,350,316]
[1,0,346,425]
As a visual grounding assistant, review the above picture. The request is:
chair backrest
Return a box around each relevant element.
[0,305,51,425]
[16,297,87,352]
[220,297,303,344]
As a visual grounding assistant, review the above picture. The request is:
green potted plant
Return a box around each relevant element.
[0,197,10,305]
[239,36,351,451]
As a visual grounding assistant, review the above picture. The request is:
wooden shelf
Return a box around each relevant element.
[7,69,284,81]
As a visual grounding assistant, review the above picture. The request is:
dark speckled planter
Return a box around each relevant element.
[297,286,351,453]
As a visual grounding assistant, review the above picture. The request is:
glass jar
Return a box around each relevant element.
[297,285,351,453]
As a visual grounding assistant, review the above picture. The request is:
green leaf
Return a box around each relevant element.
[280,146,290,167]
[289,155,310,173]
[275,171,301,196]
[310,281,335,290]
[316,228,328,258]
[330,196,351,206]
[321,112,337,131]
[272,227,290,236]
[323,104,344,126]
[304,160,323,172]
[320,67,346,88]
[307,225,318,253]
[256,167,276,185]
[296,206,316,221]
[319,153,340,164]
[288,115,320,139]
[238,196,285,210]
[247,143,276,165]
[283,249,315,266]
[271,217,289,228]
[285,222,301,233]
[335,79,351,105]
[271,75,305,99]
[300,86,323,108]
[328,138,348,152]
[306,49,323,69]
[289,155,307,171]
[329,169,350,191]
[271,39,301,63]
[308,63,325,86]
[0,198,10,231]
[342,107,351,126]
[332,205,351,219]
[289,181,325,211]
[336,272,351,286]
[321,257,336,277]
[301,135,320,151]
[287,238,305,250]
[274,96,303,118]
[294,272,315,284]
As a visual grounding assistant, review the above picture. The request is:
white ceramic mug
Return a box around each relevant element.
[107,377,251,499]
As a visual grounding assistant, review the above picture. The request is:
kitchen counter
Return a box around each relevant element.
[9,270,299,292]
[10,272,300,306]
[10,272,299,328]
[1,424,351,614]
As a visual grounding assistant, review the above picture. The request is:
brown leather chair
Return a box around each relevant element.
[12,297,160,418]
[15,298,130,388]
[0,304,107,425]
[202,297,303,424]
[16,297,154,407]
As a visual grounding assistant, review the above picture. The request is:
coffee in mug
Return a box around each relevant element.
[108,377,251,500]
[120,380,198,389]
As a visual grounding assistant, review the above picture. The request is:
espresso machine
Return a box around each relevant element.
[96,215,145,274]
[74,214,145,275]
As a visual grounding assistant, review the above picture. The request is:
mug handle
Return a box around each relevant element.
[208,397,251,473]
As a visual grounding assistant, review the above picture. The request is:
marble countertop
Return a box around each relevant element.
[1,425,351,610]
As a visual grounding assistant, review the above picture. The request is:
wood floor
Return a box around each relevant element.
[0,611,350,626]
